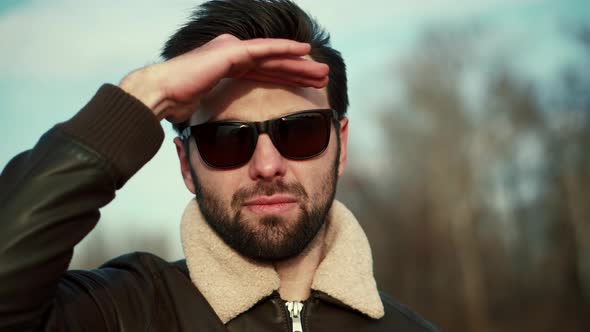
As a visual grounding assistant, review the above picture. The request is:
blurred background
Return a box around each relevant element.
[1,0,589,331]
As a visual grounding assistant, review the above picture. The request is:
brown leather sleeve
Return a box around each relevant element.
[0,85,164,331]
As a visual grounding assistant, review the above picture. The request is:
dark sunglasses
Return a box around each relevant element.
[180,109,336,169]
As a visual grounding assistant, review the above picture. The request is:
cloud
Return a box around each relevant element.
[0,0,549,81]
[0,0,198,79]
[297,0,544,32]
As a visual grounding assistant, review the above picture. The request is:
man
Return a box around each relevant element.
[0,0,438,331]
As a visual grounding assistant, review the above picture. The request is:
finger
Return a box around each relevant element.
[244,38,311,58]
[255,57,329,79]
[242,71,329,89]
[246,66,328,85]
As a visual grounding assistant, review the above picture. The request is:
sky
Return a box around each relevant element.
[0,0,588,265]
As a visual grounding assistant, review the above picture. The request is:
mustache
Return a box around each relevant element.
[231,180,308,208]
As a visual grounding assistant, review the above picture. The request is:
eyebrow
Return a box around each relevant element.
[204,109,312,124]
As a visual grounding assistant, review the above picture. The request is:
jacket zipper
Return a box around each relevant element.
[285,301,304,332]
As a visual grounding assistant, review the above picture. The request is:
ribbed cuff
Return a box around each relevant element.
[57,84,164,187]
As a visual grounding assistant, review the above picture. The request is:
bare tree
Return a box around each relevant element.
[338,23,590,332]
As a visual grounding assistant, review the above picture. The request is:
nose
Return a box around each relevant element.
[248,134,287,181]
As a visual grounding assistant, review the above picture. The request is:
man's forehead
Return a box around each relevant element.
[190,78,329,125]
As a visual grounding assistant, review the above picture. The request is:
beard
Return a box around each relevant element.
[189,153,339,261]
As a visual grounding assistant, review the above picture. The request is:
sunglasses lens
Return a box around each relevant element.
[194,123,254,168]
[275,112,330,159]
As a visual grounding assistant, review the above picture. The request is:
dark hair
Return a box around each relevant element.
[162,0,348,134]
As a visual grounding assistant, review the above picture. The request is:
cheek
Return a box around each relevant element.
[189,148,243,201]
[197,167,239,191]
[290,132,339,197]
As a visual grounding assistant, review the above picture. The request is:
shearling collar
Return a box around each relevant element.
[180,199,384,323]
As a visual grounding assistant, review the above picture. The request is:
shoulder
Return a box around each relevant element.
[99,251,188,277]
[55,253,191,330]
[65,252,188,288]
[379,292,440,332]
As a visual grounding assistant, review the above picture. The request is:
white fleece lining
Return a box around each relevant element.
[180,199,384,323]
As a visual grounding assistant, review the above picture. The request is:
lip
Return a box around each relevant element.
[243,195,298,214]
[243,194,298,206]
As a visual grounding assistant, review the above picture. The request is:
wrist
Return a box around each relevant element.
[119,65,168,119]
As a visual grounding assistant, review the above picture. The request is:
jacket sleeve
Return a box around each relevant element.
[0,84,165,331]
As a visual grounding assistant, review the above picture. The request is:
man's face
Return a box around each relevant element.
[175,79,348,260]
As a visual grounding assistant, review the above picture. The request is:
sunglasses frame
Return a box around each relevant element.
[180,109,337,169]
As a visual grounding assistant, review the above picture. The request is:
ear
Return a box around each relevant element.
[337,117,349,177]
[174,137,196,194]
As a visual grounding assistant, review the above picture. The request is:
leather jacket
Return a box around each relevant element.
[0,85,438,331]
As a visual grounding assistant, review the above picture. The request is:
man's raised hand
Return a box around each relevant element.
[119,34,329,123]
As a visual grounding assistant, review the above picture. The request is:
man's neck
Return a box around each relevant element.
[273,224,327,302]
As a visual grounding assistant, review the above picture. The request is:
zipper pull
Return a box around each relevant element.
[285,301,304,332]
